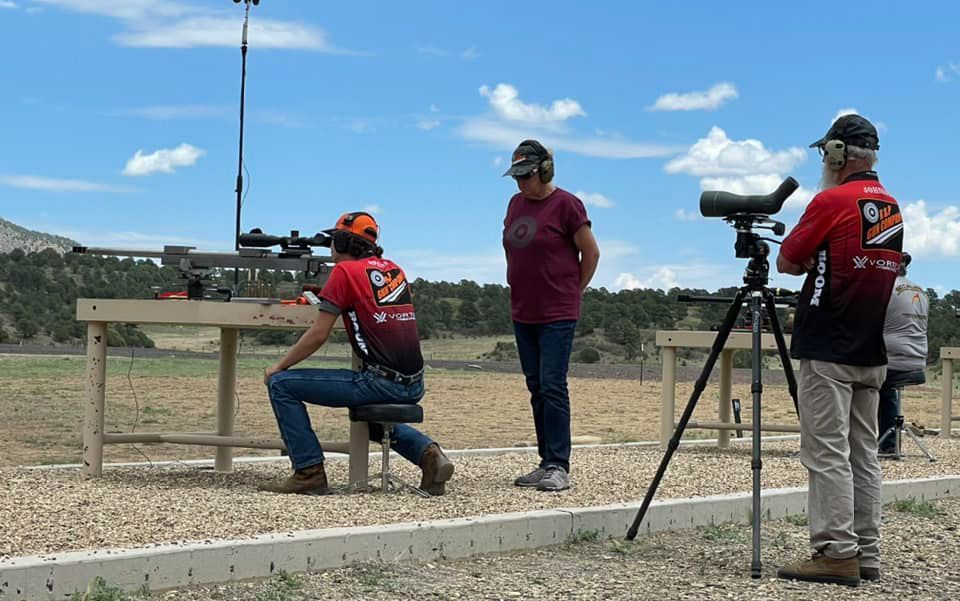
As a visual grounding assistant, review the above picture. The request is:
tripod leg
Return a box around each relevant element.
[749,291,764,579]
[763,293,798,416]
[626,289,746,540]
[903,427,937,462]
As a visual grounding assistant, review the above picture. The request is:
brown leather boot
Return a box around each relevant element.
[258,463,330,495]
[860,566,881,581]
[777,552,860,587]
[419,443,454,496]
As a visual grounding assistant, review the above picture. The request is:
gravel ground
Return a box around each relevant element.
[2,437,959,559]
[159,497,960,601]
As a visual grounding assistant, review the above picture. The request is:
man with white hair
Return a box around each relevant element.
[775,114,903,586]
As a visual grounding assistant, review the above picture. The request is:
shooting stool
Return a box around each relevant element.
[349,404,429,497]
[878,372,936,462]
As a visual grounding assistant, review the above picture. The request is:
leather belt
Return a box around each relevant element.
[364,364,424,385]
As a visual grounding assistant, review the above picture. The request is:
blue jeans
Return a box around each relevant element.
[267,368,434,471]
[877,368,926,450]
[513,320,577,472]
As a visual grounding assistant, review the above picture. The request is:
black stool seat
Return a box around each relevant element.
[350,404,423,424]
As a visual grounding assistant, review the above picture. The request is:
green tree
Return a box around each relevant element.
[457,301,481,329]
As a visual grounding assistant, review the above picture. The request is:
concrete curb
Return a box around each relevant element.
[1,475,957,599]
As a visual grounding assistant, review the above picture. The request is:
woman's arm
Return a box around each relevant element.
[574,224,600,291]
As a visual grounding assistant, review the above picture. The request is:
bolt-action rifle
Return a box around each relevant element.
[72,229,332,300]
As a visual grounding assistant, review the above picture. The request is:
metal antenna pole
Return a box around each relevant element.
[233,0,254,290]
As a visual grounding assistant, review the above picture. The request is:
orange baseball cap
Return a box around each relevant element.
[324,212,379,244]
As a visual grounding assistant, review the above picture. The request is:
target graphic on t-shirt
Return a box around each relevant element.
[506,216,537,248]
[367,268,412,307]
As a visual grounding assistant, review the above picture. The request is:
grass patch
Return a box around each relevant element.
[255,571,302,601]
[69,577,148,601]
[784,513,808,527]
[892,498,941,518]
[0,355,350,380]
[702,524,746,544]
[566,529,601,545]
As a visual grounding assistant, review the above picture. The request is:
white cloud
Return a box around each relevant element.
[0,173,134,193]
[616,267,679,291]
[491,156,504,168]
[665,127,812,212]
[0,1,19,9]
[665,126,806,177]
[479,83,586,124]
[460,46,480,60]
[674,209,699,221]
[459,118,682,159]
[417,44,448,57]
[122,143,205,176]
[417,119,441,131]
[343,118,375,134]
[901,200,960,257]
[127,104,230,119]
[429,104,440,113]
[650,82,738,112]
[33,1,359,52]
[55,228,228,250]
[574,190,615,208]
[362,204,382,215]
[936,63,960,83]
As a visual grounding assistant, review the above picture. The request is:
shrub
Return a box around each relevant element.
[577,347,601,363]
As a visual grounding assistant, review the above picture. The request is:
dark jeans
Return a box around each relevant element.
[878,368,926,450]
[267,368,433,471]
[513,320,577,472]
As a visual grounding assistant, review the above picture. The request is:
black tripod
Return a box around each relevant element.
[626,216,799,579]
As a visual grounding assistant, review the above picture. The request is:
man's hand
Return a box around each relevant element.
[264,364,284,387]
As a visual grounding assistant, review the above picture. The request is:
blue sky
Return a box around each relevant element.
[1,0,958,293]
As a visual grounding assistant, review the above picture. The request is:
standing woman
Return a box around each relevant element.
[502,139,600,492]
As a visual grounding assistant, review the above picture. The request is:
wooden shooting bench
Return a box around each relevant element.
[75,298,371,485]
[943,347,960,436]
[656,330,798,449]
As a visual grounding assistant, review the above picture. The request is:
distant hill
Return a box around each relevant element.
[0,217,78,254]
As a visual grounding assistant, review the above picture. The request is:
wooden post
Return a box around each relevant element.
[660,346,677,449]
[718,349,733,449]
[943,356,954,437]
[215,327,239,472]
[348,352,370,487]
[82,321,108,478]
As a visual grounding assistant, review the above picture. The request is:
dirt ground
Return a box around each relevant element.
[0,357,951,467]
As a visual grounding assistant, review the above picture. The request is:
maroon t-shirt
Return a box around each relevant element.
[780,171,903,366]
[503,187,591,323]
[317,257,424,375]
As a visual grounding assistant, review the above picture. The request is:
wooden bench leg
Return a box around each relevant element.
[349,421,369,487]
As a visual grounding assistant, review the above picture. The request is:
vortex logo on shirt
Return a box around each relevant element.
[810,249,828,307]
[506,217,537,248]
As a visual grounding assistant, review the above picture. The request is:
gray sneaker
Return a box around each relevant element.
[536,466,570,492]
[514,467,548,487]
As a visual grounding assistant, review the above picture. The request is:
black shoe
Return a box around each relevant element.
[860,566,881,581]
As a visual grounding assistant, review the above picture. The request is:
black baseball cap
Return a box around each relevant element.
[502,139,549,177]
[809,114,879,150]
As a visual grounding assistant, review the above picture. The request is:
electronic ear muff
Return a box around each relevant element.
[333,212,382,258]
[519,139,555,183]
[823,139,847,171]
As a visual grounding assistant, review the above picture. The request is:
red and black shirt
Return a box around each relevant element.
[780,172,903,366]
[317,257,423,375]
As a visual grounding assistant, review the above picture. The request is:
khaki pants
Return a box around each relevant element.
[798,359,886,567]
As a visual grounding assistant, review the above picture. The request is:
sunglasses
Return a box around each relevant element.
[512,168,538,181]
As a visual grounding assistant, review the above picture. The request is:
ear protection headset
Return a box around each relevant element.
[332,212,382,258]
[520,139,555,183]
[822,139,847,171]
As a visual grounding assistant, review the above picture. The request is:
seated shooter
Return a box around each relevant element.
[260,211,454,495]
